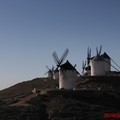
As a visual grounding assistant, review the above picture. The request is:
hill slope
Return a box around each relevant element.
[1,76,120,99]
[0,76,120,120]
[0,77,58,100]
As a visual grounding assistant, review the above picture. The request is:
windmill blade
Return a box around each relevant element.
[88,48,91,58]
[89,48,91,58]
[59,48,69,65]
[99,45,102,55]
[82,61,84,69]
[44,71,48,75]
[87,47,91,65]
[82,60,86,74]
[53,67,58,74]
[84,60,86,67]
[52,51,60,66]
[88,48,91,64]
[74,64,76,68]
[52,65,54,71]
[82,61,85,73]
[46,65,50,71]
[82,60,86,70]
[87,47,89,65]
[96,47,99,56]
[87,47,90,59]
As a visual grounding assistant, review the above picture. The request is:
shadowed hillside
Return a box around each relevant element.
[0,76,120,120]
[0,76,120,100]
[0,77,58,100]
[77,76,120,90]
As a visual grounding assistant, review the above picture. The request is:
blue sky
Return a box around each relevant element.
[0,0,120,90]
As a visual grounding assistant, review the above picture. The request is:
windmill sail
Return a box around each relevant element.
[52,48,69,68]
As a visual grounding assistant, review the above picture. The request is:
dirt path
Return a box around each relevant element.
[9,93,38,106]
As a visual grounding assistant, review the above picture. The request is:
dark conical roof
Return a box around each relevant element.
[92,55,103,61]
[101,52,110,59]
[60,60,76,70]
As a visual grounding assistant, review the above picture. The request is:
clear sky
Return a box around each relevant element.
[0,0,120,90]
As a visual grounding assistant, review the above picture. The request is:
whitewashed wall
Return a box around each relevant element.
[104,58,111,72]
[59,69,76,89]
[91,59,105,76]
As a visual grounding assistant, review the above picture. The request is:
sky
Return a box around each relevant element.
[0,0,120,90]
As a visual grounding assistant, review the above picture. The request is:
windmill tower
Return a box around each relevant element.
[90,46,105,76]
[59,60,77,89]
[52,48,77,89]
[45,65,54,78]
[101,52,111,75]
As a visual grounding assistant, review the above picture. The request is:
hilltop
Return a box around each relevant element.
[0,76,120,120]
[0,76,120,100]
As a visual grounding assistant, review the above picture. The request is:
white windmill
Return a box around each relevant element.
[52,48,78,89]
[90,46,105,76]
[101,52,111,75]
[45,65,54,78]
